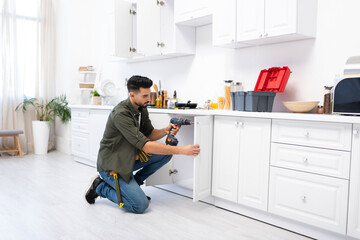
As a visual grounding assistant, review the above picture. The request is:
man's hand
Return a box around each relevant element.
[181,144,200,156]
[164,123,180,136]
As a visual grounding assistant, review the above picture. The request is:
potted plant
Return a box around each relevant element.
[15,95,71,155]
[90,90,101,105]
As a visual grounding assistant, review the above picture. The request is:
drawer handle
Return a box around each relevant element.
[303,157,308,163]
[301,195,307,201]
[304,131,309,137]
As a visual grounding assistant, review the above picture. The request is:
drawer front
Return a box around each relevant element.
[272,119,352,151]
[271,143,350,179]
[71,109,90,122]
[72,122,89,134]
[269,167,348,234]
[72,134,89,159]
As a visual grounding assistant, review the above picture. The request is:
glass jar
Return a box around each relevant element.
[224,80,233,110]
[323,86,333,114]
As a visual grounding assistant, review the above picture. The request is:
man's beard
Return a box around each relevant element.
[135,101,149,108]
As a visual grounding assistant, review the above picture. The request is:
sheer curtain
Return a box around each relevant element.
[0,0,56,154]
[0,0,27,154]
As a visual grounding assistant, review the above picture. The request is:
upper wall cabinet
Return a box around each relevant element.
[174,0,212,27]
[213,0,318,48]
[136,0,195,58]
[114,0,137,58]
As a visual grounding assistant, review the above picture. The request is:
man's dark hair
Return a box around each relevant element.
[127,75,153,92]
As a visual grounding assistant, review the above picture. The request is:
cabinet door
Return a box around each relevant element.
[212,0,236,46]
[89,110,110,162]
[174,0,211,23]
[145,113,173,186]
[237,118,270,211]
[212,116,241,202]
[137,0,161,56]
[265,0,297,37]
[114,0,135,58]
[348,124,360,238]
[193,116,213,202]
[236,0,264,41]
[160,0,175,54]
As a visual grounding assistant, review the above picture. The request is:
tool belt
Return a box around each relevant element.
[109,171,124,208]
[136,150,151,163]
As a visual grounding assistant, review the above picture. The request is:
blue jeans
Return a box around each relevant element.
[96,154,172,214]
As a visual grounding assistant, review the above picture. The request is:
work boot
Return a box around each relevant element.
[85,175,104,204]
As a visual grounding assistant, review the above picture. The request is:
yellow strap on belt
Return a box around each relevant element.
[137,151,152,162]
[112,173,124,208]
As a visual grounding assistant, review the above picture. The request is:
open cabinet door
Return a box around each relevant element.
[193,116,213,202]
[146,113,173,186]
[115,0,135,58]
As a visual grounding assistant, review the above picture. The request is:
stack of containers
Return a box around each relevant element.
[232,66,291,112]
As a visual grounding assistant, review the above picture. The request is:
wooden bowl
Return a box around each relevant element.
[282,101,319,113]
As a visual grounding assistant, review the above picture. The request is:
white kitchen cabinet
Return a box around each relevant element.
[348,124,360,238]
[71,108,111,167]
[114,0,137,58]
[213,0,317,48]
[237,118,270,211]
[146,113,213,202]
[212,116,241,202]
[137,0,195,57]
[89,110,110,162]
[212,116,271,211]
[238,0,317,45]
[269,167,349,234]
[174,0,212,27]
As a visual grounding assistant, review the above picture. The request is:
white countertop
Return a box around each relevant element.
[69,105,360,124]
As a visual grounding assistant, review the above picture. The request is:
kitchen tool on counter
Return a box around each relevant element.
[175,101,197,109]
[153,84,159,95]
[282,101,319,113]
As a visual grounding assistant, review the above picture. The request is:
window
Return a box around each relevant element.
[16,0,40,97]
[0,0,40,97]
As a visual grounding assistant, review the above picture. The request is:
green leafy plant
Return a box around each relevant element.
[15,94,71,124]
[90,90,100,97]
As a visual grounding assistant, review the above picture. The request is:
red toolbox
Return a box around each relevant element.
[254,66,291,92]
[232,66,291,112]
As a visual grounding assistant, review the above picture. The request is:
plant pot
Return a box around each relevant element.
[92,96,101,105]
[32,120,50,155]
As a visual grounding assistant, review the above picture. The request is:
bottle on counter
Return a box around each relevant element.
[168,90,177,109]
[323,86,333,114]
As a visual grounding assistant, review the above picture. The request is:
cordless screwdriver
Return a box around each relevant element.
[165,118,192,146]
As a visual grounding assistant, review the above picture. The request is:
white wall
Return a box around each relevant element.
[54,0,360,153]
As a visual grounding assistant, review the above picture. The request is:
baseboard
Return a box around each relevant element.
[55,135,71,155]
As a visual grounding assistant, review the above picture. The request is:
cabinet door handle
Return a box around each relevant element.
[169,169,178,176]
[301,195,307,201]
[259,34,263,38]
[264,33,268,37]
[129,47,136,52]
[129,9,136,15]
[157,42,165,48]
[157,0,164,6]
[235,121,239,127]
[354,130,359,136]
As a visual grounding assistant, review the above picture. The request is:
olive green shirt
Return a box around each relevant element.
[97,98,154,183]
